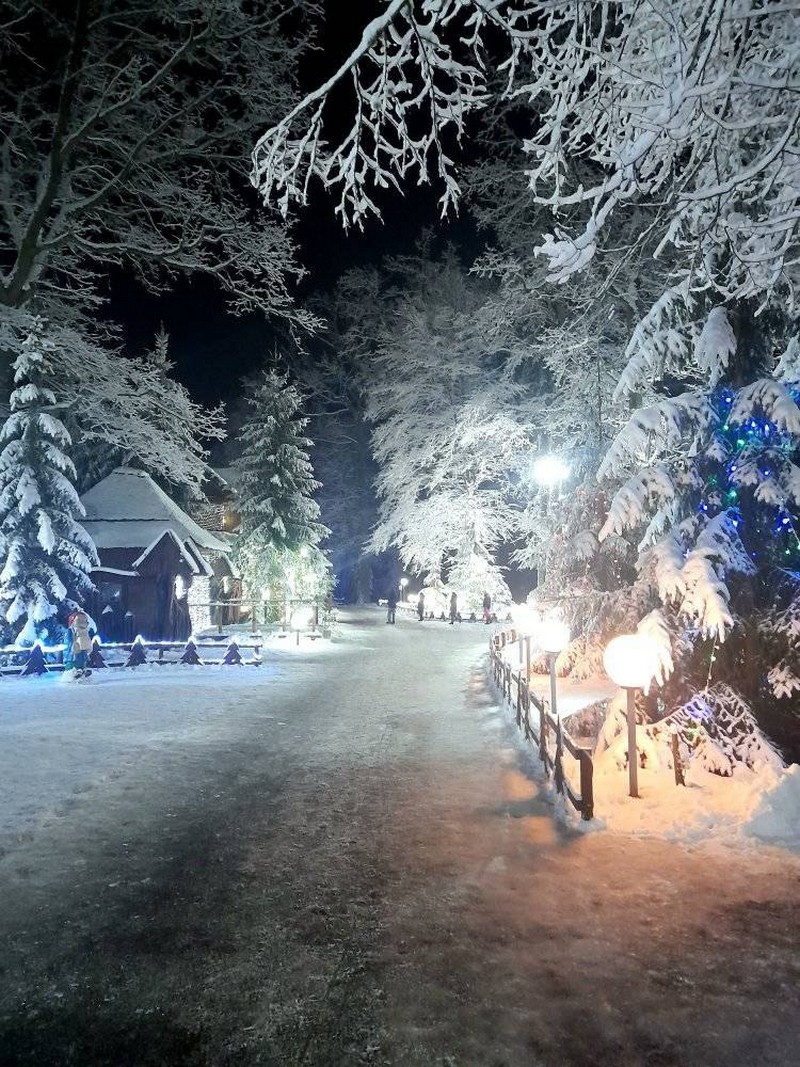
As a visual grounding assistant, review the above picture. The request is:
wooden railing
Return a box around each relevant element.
[490,633,594,821]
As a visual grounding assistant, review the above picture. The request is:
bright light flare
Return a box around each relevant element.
[603,634,660,692]
[538,619,570,654]
[290,607,314,631]
[532,455,569,486]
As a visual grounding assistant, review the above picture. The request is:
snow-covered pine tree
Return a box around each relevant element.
[0,320,98,645]
[232,368,329,600]
[595,302,800,752]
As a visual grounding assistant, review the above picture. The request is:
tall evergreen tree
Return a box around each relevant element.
[233,368,329,598]
[0,320,97,644]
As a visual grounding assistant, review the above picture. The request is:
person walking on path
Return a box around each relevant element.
[449,591,458,625]
[386,586,398,624]
[482,591,492,624]
[416,591,425,621]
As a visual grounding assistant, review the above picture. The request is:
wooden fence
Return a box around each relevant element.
[0,636,265,676]
[489,631,594,821]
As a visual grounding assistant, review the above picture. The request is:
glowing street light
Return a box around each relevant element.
[603,634,661,798]
[400,576,409,599]
[532,455,570,487]
[290,606,314,646]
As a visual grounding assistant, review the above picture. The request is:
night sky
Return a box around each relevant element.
[108,183,458,408]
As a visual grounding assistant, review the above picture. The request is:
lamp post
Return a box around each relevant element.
[603,634,660,799]
[400,576,409,600]
[538,620,570,792]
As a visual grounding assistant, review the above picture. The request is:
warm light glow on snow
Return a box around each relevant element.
[510,603,536,633]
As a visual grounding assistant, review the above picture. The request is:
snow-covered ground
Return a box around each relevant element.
[2,609,798,857]
[0,620,364,858]
[2,607,799,1067]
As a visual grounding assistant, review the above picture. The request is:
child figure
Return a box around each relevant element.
[65,609,93,679]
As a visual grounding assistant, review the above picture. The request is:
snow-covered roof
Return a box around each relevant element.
[81,468,230,554]
[129,529,215,578]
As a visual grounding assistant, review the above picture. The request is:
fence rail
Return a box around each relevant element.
[490,632,594,821]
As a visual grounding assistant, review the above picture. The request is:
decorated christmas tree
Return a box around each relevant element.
[0,319,98,645]
[597,301,800,754]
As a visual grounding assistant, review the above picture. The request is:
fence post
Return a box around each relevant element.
[539,701,548,773]
[579,750,594,821]
[554,715,565,797]
[671,728,686,787]
[516,674,522,727]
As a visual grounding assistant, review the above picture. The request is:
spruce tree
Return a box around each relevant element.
[233,369,329,597]
[0,320,98,644]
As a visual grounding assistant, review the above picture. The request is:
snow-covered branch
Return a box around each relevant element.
[251,0,539,227]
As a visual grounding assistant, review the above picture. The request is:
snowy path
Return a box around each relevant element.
[0,607,798,1066]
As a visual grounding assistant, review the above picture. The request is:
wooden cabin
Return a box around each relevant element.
[80,468,236,641]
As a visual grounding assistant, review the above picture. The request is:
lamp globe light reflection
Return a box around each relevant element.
[532,455,570,486]
[603,634,659,692]
[538,619,570,655]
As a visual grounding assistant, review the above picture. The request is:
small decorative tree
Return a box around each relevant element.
[222,640,242,666]
[180,639,203,665]
[125,637,147,668]
[88,637,107,670]
[20,642,48,676]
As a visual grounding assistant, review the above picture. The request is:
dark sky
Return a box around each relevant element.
[108,2,477,409]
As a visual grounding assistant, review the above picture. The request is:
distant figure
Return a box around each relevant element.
[65,609,93,678]
[386,586,398,624]
[417,592,425,621]
[449,591,458,625]
[482,591,492,624]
